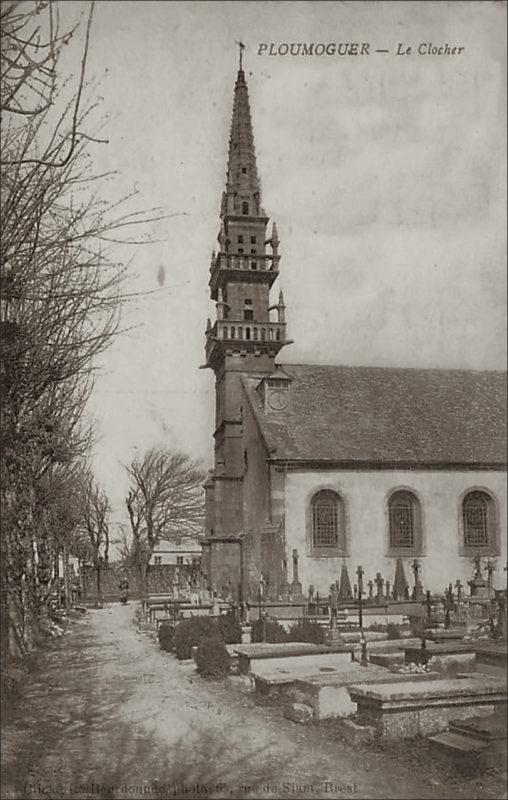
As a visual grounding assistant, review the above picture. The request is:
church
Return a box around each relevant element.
[201,59,507,603]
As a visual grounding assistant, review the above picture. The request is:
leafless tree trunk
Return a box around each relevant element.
[1,0,160,661]
[76,471,110,608]
[125,449,206,597]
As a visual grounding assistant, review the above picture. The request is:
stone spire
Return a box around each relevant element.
[224,62,263,217]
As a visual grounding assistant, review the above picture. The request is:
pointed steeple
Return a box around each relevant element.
[205,56,293,373]
[224,62,262,217]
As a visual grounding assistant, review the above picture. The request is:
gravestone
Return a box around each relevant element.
[469,556,488,599]
[375,573,384,605]
[393,558,409,601]
[327,585,345,644]
[290,549,303,598]
[485,560,496,600]
[412,559,425,602]
[280,558,290,601]
[339,564,353,600]
[495,593,506,641]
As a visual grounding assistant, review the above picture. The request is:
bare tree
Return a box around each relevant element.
[76,471,110,608]
[125,449,205,596]
[0,1,160,661]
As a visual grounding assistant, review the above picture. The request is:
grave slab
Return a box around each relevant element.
[292,667,441,720]
[251,654,366,697]
[349,676,506,739]
[474,642,507,669]
[234,642,354,675]
[342,631,388,642]
[404,641,477,664]
[369,652,405,669]
[354,637,421,654]
[427,652,477,674]
[427,630,466,642]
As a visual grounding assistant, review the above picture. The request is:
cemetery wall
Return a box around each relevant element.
[81,563,192,602]
[284,469,507,595]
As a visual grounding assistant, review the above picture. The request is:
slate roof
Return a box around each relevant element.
[242,364,507,466]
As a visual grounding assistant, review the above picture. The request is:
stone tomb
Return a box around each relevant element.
[250,651,358,696]
[427,629,466,642]
[235,636,423,674]
[404,641,507,674]
[352,637,421,655]
[290,667,441,721]
[404,641,476,664]
[348,676,507,739]
[234,642,355,676]
[150,604,213,625]
[474,642,507,670]
[369,652,405,669]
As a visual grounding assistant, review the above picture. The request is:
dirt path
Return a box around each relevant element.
[0,605,501,800]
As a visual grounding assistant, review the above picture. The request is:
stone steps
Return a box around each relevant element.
[428,713,507,772]
[429,729,488,753]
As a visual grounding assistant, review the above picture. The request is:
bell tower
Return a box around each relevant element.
[202,49,291,599]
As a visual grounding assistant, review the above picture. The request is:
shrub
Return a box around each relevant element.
[386,623,401,640]
[287,618,325,644]
[196,635,231,679]
[366,622,385,632]
[216,611,242,644]
[174,616,217,660]
[366,622,401,639]
[158,621,175,652]
[250,616,287,644]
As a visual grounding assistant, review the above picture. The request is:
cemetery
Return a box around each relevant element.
[140,553,507,776]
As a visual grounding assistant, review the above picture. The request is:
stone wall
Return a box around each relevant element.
[208,541,242,599]
[284,469,507,596]
[243,392,271,594]
[81,563,196,602]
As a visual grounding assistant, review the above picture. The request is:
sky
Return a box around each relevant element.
[56,1,506,535]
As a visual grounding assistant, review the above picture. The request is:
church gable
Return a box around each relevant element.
[242,364,507,467]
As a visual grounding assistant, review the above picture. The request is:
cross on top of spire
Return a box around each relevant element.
[236,40,245,71]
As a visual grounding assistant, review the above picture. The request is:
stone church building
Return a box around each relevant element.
[201,62,507,602]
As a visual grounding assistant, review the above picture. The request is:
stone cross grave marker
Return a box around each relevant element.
[290,548,303,597]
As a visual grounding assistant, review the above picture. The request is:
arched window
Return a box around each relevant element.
[230,327,235,339]
[242,201,249,215]
[310,490,345,554]
[461,490,498,554]
[388,490,421,555]
[245,327,251,340]
[253,328,258,341]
